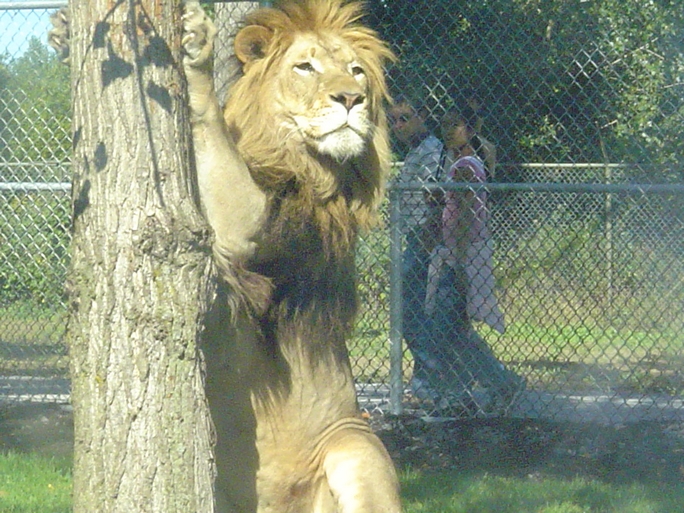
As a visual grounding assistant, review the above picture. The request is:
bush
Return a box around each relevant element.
[0,191,70,306]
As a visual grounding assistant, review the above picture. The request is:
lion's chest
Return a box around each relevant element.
[250,189,358,283]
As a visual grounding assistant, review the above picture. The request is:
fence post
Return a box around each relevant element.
[388,187,404,415]
[599,133,614,317]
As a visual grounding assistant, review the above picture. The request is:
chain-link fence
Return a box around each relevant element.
[1,1,683,425]
[352,0,684,422]
[352,180,684,423]
[0,1,70,403]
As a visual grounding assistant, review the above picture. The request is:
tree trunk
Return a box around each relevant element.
[213,2,259,104]
[67,1,216,511]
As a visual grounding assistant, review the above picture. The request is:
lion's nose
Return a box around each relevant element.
[331,92,364,111]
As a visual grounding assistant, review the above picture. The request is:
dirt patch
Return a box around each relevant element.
[0,403,73,459]
[3,402,684,487]
[371,414,684,485]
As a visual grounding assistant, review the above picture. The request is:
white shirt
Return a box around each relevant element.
[395,134,444,233]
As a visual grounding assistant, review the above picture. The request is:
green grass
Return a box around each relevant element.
[349,316,684,394]
[487,321,684,394]
[401,468,684,513]
[4,453,683,513]
[0,452,71,513]
[4,294,684,394]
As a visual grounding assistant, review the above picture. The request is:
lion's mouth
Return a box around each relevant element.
[322,121,366,139]
[313,124,367,161]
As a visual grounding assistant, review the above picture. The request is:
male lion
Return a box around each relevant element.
[185,1,400,512]
[51,1,401,511]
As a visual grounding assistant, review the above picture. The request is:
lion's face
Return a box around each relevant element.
[227,0,394,223]
[231,4,394,169]
[274,33,372,161]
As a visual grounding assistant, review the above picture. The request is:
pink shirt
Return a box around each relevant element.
[442,155,489,250]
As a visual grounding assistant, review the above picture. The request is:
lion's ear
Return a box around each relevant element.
[235,25,273,64]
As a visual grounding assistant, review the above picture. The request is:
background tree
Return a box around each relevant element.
[67,1,217,511]
[366,0,684,181]
[0,37,70,168]
[213,2,259,103]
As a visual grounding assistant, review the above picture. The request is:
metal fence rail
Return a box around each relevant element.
[1,2,684,425]
[354,181,684,422]
[1,1,70,404]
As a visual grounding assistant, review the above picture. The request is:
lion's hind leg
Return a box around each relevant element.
[320,421,402,513]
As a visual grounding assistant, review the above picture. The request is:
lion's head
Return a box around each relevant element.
[224,0,394,233]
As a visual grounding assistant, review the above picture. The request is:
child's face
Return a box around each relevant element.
[446,122,471,151]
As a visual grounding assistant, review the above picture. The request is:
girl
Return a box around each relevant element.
[424,106,524,415]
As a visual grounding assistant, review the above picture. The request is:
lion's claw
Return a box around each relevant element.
[48,7,70,64]
[182,1,217,68]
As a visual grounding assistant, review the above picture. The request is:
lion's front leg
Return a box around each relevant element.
[182,2,267,285]
[182,2,219,120]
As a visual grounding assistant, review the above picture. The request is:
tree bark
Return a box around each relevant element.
[213,2,259,104]
[67,1,216,511]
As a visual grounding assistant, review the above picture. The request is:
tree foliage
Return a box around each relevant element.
[0,38,71,306]
[0,36,70,173]
[367,0,684,181]
[2,3,682,181]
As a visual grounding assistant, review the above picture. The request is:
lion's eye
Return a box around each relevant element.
[294,62,316,75]
[351,65,365,77]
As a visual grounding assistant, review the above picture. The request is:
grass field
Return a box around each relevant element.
[2,451,683,513]
[6,299,681,396]
[402,469,684,513]
[349,316,684,396]
[382,416,684,513]
[3,294,684,407]
[2,402,684,513]
[0,452,71,513]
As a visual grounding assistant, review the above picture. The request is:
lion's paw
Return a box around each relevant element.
[182,1,217,68]
[48,7,70,64]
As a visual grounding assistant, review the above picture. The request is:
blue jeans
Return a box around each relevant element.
[402,232,440,381]
[403,233,514,396]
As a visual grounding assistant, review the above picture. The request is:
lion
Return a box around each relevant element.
[183,2,401,511]
[51,1,401,511]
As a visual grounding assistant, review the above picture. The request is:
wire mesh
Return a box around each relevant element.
[1,1,683,424]
[378,180,684,421]
[355,0,684,422]
[0,1,70,403]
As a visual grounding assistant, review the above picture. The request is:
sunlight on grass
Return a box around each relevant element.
[1,451,682,512]
[0,451,71,513]
[401,468,683,513]
[349,317,684,393]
